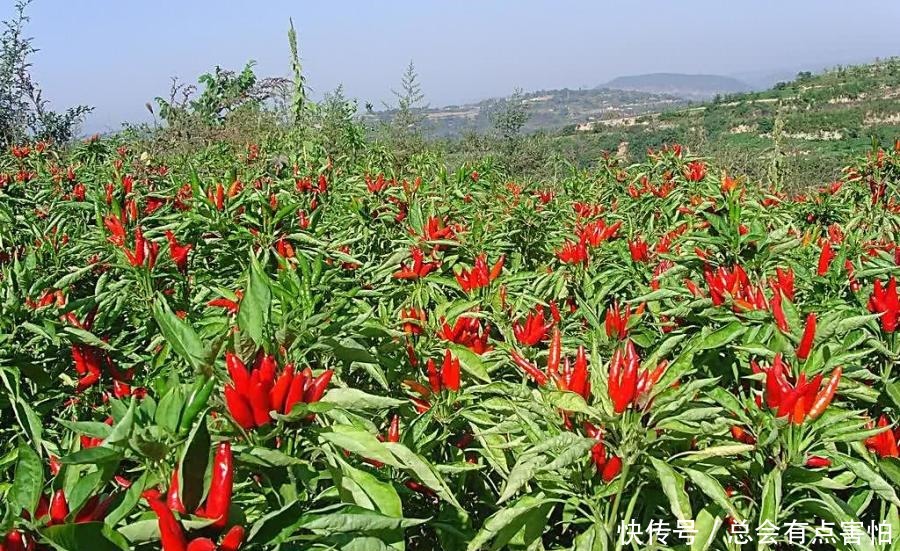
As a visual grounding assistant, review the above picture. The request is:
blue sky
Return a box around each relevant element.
[10,1,900,132]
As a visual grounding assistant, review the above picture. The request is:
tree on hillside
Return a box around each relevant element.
[491,88,529,144]
[382,60,428,169]
[0,0,92,147]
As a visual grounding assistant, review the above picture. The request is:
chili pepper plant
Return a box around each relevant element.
[1,137,900,549]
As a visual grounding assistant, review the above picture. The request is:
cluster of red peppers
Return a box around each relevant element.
[104,214,191,273]
[865,415,899,458]
[454,253,503,293]
[144,442,243,551]
[406,349,461,413]
[223,352,332,430]
[510,328,590,400]
[556,218,620,266]
[702,264,767,312]
[557,238,588,265]
[438,315,491,354]
[868,276,900,332]
[604,301,642,341]
[1,487,113,550]
[584,422,623,482]
[684,160,707,182]
[607,340,666,414]
[512,307,552,347]
[393,246,441,280]
[67,312,139,397]
[756,354,841,424]
[628,237,650,263]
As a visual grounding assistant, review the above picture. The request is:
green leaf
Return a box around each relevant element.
[105,472,148,527]
[300,506,426,532]
[385,442,463,511]
[885,381,900,411]
[103,398,135,445]
[650,457,691,521]
[544,390,591,415]
[64,327,114,351]
[41,522,128,551]
[835,313,880,334]
[880,457,900,487]
[155,385,185,435]
[758,469,781,535]
[321,425,399,468]
[449,344,491,383]
[60,446,122,465]
[698,321,746,350]
[677,444,754,463]
[320,388,404,410]
[9,443,43,516]
[340,460,403,518]
[243,447,304,467]
[179,413,210,512]
[151,294,209,372]
[842,455,900,507]
[248,501,306,545]
[683,468,741,521]
[690,505,723,551]
[467,495,544,551]
[236,252,271,346]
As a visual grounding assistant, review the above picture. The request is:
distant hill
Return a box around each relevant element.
[601,73,754,100]
[555,58,900,188]
[365,88,689,138]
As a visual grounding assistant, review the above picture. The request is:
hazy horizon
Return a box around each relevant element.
[7,0,899,133]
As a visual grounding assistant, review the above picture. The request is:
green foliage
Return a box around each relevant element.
[154,62,284,127]
[287,18,306,125]
[2,130,900,549]
[0,0,91,147]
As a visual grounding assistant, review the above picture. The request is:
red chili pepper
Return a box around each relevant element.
[549,300,561,323]
[254,353,277,384]
[248,373,272,427]
[730,425,756,445]
[805,456,831,468]
[440,350,460,391]
[601,455,622,482]
[167,469,187,514]
[283,368,309,414]
[426,358,441,394]
[203,442,233,530]
[303,370,333,403]
[817,241,834,276]
[74,494,113,523]
[567,346,589,399]
[547,327,561,376]
[218,525,245,551]
[796,313,817,360]
[185,538,215,551]
[269,365,294,414]
[618,341,639,412]
[387,414,400,443]
[3,531,28,551]
[865,415,899,458]
[510,349,548,386]
[147,497,188,551]
[225,353,250,392]
[808,367,842,419]
[49,489,69,525]
[404,480,437,499]
[224,385,255,430]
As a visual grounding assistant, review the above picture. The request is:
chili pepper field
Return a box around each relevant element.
[2,137,900,550]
